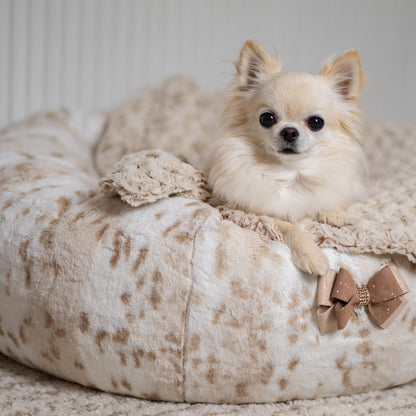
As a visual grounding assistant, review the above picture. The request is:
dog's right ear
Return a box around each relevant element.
[236,40,281,89]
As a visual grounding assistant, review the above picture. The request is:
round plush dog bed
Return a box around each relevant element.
[0,80,415,403]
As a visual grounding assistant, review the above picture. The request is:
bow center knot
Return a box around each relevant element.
[356,284,370,306]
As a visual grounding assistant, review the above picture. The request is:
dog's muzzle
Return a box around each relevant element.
[277,127,300,154]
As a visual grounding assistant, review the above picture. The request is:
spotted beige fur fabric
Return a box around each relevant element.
[95,75,416,263]
[1,107,416,404]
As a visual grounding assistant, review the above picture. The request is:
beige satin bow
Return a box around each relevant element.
[317,263,409,335]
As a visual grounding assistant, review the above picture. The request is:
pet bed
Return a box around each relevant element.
[0,76,415,404]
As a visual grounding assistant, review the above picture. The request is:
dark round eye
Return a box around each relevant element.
[307,116,325,131]
[259,112,277,128]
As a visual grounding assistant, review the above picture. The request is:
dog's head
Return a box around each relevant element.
[225,40,364,158]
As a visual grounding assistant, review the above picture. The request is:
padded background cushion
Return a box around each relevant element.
[0,109,415,404]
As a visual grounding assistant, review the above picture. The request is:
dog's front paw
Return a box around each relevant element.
[288,228,329,276]
[274,219,329,276]
[291,243,329,276]
[318,210,346,228]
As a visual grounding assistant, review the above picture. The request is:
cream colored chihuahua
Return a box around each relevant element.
[209,40,367,275]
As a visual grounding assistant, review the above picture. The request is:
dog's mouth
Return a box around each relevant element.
[279,148,299,155]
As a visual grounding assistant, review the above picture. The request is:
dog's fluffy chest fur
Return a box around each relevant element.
[209,135,367,222]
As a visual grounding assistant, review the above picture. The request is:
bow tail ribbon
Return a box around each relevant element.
[317,263,409,335]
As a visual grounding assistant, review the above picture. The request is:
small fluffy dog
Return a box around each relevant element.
[208,40,367,275]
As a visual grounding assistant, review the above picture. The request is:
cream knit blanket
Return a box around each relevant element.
[95,75,416,263]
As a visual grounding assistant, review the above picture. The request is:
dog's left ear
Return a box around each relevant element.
[320,50,364,101]
[236,40,281,89]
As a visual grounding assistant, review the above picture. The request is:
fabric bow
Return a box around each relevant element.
[317,263,409,335]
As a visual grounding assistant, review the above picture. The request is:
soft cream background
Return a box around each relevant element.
[0,0,415,128]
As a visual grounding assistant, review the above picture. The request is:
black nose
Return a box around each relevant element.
[280,127,299,143]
